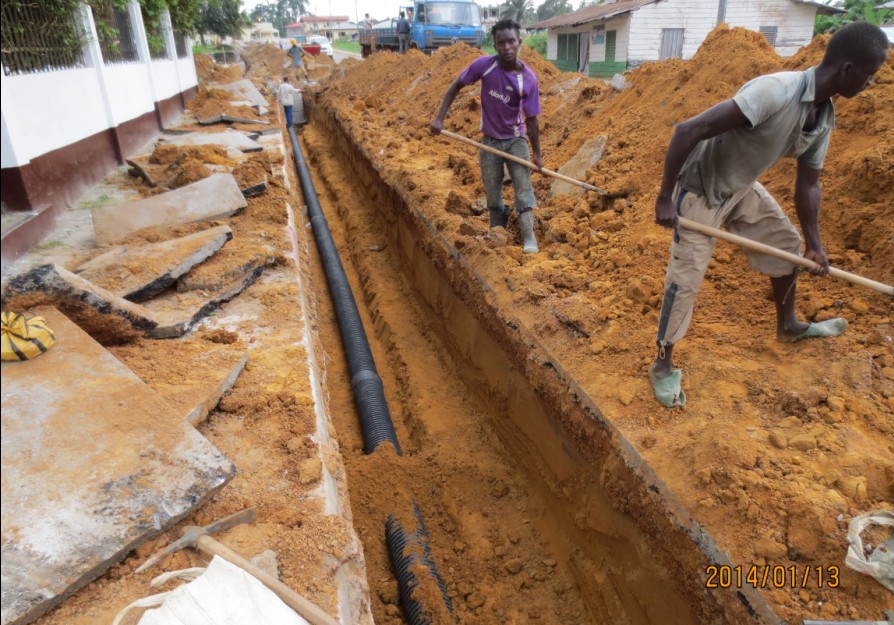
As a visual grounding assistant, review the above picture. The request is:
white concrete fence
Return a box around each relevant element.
[1,1,197,173]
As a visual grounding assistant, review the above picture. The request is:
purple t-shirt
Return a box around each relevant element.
[459,55,541,140]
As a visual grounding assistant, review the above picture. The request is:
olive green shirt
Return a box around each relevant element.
[679,67,835,207]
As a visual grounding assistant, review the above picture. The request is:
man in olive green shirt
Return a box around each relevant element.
[650,22,889,407]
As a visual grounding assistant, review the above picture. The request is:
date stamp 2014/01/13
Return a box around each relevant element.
[705,565,840,589]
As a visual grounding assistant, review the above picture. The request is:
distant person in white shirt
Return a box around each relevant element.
[278,76,302,127]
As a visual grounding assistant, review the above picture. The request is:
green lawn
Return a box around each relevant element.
[334,40,361,54]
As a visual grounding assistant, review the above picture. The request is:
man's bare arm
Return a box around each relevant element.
[794,161,828,275]
[655,100,750,228]
[430,78,464,134]
[526,115,542,170]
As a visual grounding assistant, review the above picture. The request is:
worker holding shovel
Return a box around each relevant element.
[649,21,889,408]
[430,18,543,254]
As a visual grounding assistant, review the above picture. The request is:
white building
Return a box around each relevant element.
[529,0,843,77]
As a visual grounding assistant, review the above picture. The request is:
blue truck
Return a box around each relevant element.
[359,1,484,57]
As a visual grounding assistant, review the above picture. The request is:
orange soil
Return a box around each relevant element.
[315,27,894,623]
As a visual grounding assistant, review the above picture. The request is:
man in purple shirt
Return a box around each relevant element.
[430,19,543,253]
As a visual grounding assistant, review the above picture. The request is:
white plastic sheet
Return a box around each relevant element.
[135,556,311,625]
[844,510,894,593]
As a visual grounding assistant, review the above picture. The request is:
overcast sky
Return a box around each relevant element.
[243,0,405,25]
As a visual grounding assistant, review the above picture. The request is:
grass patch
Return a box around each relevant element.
[35,240,65,251]
[79,193,113,209]
[334,41,360,54]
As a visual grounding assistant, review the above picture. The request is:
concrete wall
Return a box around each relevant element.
[0,1,198,266]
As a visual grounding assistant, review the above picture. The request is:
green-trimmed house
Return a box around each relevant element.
[529,0,842,78]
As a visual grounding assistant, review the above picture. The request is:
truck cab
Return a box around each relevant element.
[411,0,484,52]
[360,0,483,56]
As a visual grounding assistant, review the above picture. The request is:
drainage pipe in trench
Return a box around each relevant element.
[287,125,400,455]
[286,126,453,624]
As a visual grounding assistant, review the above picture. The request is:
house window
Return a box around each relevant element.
[759,25,778,46]
[659,28,684,59]
[604,30,616,63]
[557,33,580,64]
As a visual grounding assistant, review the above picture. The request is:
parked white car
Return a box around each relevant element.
[309,35,334,57]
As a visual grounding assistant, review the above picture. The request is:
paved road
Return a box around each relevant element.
[334,49,362,63]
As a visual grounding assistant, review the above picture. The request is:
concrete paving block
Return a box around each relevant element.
[144,266,265,339]
[0,308,235,625]
[177,250,274,293]
[156,130,264,153]
[550,136,608,198]
[184,352,248,426]
[211,79,269,107]
[2,263,157,333]
[76,225,233,302]
[91,173,247,245]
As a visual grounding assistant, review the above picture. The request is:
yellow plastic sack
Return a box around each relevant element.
[1,311,56,361]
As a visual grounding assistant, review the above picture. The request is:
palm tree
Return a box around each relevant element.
[501,0,533,23]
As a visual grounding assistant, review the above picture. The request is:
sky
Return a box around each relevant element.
[242,0,407,25]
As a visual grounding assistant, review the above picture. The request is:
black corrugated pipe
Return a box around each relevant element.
[287,126,401,455]
[386,503,454,625]
[286,125,452,624]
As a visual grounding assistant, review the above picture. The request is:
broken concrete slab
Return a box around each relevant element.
[184,352,247,425]
[144,266,266,339]
[76,225,233,302]
[177,249,275,293]
[550,136,608,198]
[156,130,264,154]
[241,178,267,198]
[211,79,269,108]
[91,173,247,245]
[197,115,270,126]
[0,308,235,625]
[2,263,157,333]
[127,156,160,187]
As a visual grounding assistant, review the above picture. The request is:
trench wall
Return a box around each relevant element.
[308,101,784,625]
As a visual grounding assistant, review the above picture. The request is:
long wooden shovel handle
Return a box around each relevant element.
[439,129,892,296]
[439,129,612,196]
[196,534,340,625]
[678,217,893,296]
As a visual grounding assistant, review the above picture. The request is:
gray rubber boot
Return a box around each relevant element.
[489,206,509,229]
[519,210,538,253]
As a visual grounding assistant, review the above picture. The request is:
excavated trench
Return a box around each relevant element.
[291,99,776,625]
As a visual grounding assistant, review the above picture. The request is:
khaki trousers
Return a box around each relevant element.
[656,182,802,346]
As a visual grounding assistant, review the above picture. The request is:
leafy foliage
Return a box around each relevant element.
[814,0,893,33]
[501,0,534,23]
[535,0,573,22]
[249,0,309,37]
[524,32,546,56]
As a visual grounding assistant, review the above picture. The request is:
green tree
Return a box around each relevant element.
[198,0,244,40]
[815,0,893,34]
[501,0,533,23]
[535,0,572,21]
[249,0,307,35]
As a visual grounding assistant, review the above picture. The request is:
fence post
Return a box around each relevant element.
[78,2,125,164]
[127,0,163,130]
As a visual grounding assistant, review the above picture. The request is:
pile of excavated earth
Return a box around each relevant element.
[2,27,891,625]
[311,25,893,623]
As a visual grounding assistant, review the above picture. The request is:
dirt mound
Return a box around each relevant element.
[318,27,894,623]
[187,87,261,121]
[194,53,243,83]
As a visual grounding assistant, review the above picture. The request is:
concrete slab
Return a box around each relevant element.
[76,225,233,302]
[156,130,264,154]
[144,266,265,339]
[177,249,274,293]
[0,308,235,625]
[2,264,157,334]
[211,80,269,108]
[91,173,247,245]
[197,114,271,126]
[550,135,608,198]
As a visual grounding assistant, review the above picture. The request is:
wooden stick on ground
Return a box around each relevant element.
[438,129,894,297]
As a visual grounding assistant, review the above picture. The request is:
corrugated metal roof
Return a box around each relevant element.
[788,0,844,15]
[529,0,661,30]
[530,0,842,30]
